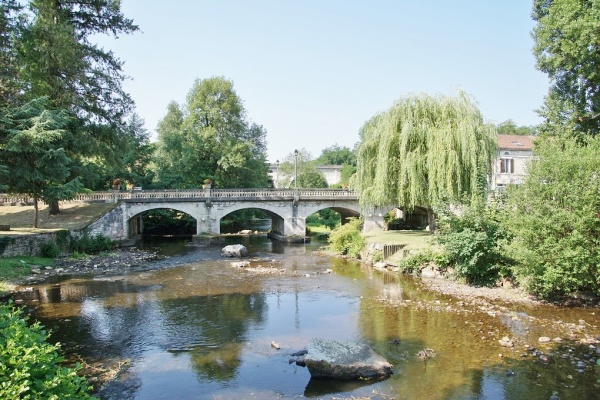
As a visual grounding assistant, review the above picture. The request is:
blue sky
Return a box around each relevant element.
[97,1,548,162]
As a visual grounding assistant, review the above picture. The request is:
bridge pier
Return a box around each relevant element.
[362,207,387,233]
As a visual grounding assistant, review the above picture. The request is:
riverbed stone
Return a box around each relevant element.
[303,339,393,380]
[231,261,250,268]
[221,244,248,258]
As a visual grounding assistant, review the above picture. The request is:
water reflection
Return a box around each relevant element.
[14,237,600,399]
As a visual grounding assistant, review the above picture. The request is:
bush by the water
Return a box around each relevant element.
[398,249,450,274]
[435,202,511,286]
[0,303,96,399]
[41,240,61,258]
[504,137,600,299]
[328,218,365,258]
[70,234,113,255]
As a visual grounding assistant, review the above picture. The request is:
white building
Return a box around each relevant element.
[491,134,535,190]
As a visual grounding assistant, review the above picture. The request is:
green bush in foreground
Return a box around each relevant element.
[504,137,600,299]
[435,202,511,286]
[328,218,365,258]
[0,303,96,399]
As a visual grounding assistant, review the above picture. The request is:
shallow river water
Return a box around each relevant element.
[15,236,600,399]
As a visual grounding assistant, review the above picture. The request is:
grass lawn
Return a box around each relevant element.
[364,229,432,250]
[307,225,333,234]
[0,202,116,234]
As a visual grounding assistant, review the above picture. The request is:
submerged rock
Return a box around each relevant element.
[221,244,248,257]
[303,339,393,380]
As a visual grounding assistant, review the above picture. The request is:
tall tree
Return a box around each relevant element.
[532,0,600,137]
[18,0,138,123]
[0,98,82,227]
[0,0,24,107]
[354,92,497,232]
[154,77,269,188]
[10,0,139,213]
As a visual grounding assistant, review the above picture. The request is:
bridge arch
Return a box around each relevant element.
[216,204,286,235]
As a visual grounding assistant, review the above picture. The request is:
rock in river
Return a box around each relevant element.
[221,244,248,258]
[303,339,393,380]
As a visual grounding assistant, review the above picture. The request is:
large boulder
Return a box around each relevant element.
[303,339,393,380]
[221,244,248,257]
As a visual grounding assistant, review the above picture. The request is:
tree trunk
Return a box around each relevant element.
[33,197,39,228]
[427,207,436,234]
[49,199,60,215]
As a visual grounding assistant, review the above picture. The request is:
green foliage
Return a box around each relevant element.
[40,240,60,258]
[328,218,365,258]
[1,0,143,202]
[220,209,269,234]
[371,249,383,263]
[504,137,600,298]
[315,144,357,166]
[0,98,81,226]
[398,250,433,275]
[495,120,538,136]
[306,209,341,230]
[435,202,511,286]
[355,91,497,232]
[141,209,196,235]
[0,236,15,255]
[154,77,269,189]
[277,148,327,188]
[0,303,96,399]
[70,234,113,255]
[532,0,600,137]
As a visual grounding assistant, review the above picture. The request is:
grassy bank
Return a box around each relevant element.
[0,256,54,294]
[0,202,114,294]
[0,202,115,232]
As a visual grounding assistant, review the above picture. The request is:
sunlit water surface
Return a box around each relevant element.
[17,236,600,400]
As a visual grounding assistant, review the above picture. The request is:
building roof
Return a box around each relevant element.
[497,134,535,151]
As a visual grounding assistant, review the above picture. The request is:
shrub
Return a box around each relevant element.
[41,240,61,258]
[0,303,96,399]
[435,202,511,286]
[328,218,365,258]
[70,234,113,255]
[504,137,600,299]
[398,249,450,274]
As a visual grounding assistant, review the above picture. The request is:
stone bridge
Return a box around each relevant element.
[69,189,388,241]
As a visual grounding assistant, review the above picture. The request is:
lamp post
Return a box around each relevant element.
[275,159,279,188]
[294,149,298,191]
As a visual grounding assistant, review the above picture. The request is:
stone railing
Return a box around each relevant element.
[0,188,359,204]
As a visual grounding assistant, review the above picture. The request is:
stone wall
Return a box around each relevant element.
[0,231,63,257]
[86,203,127,240]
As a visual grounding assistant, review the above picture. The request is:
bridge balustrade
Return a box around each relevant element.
[0,188,359,204]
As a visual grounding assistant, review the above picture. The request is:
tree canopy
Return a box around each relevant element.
[154,77,269,189]
[532,0,600,137]
[0,0,141,217]
[355,91,497,231]
[495,120,537,136]
[0,98,82,226]
[276,149,328,188]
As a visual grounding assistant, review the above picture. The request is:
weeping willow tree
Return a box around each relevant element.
[355,91,497,233]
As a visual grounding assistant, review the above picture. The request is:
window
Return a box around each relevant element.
[500,158,514,173]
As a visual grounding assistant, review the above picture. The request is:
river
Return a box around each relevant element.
[14,236,600,399]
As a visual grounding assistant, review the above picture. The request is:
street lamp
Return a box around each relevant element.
[275,159,279,188]
[294,149,298,190]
